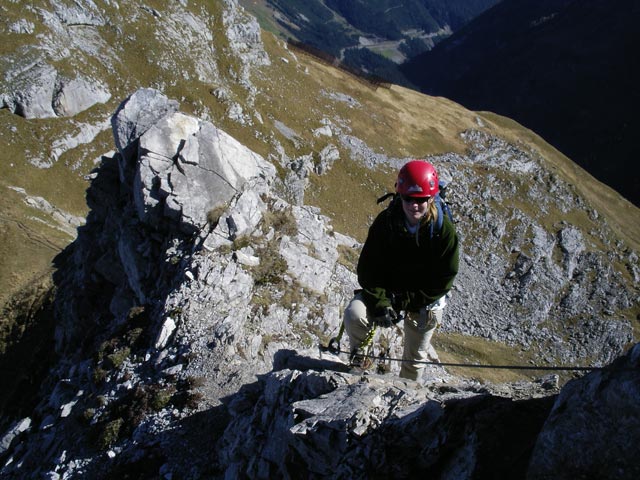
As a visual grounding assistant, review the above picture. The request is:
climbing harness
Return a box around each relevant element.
[321,320,395,372]
[320,321,379,369]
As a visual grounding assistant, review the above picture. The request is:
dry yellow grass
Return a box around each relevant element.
[480,112,640,252]
[294,49,640,253]
[1,5,637,371]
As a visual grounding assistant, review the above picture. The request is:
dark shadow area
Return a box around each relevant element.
[273,348,351,373]
[0,275,57,430]
[94,404,232,480]
[0,133,210,474]
[366,393,557,479]
[401,0,640,206]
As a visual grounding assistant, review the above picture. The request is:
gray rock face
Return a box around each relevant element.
[50,0,106,27]
[315,144,340,174]
[2,88,358,475]
[1,87,638,480]
[2,1,115,134]
[53,76,111,117]
[1,64,111,119]
[1,0,267,123]
[1,63,58,118]
[222,0,270,96]
[215,346,640,479]
[111,88,180,158]
[124,103,276,234]
[9,19,35,34]
[527,344,640,479]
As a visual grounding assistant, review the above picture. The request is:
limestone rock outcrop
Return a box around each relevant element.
[217,346,639,479]
[1,88,637,480]
[1,64,110,119]
[0,1,637,473]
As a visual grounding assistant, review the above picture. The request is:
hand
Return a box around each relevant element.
[373,307,398,328]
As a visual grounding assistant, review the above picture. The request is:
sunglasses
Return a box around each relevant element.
[401,195,431,204]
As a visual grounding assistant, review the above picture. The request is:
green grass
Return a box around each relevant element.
[0,185,77,307]
[306,157,394,241]
[1,0,638,394]
[479,112,640,253]
[435,333,560,385]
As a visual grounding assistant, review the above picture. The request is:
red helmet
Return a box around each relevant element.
[396,160,439,198]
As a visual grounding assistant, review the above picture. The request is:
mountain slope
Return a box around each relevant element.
[1,85,638,478]
[239,0,500,84]
[401,0,640,206]
[0,1,639,477]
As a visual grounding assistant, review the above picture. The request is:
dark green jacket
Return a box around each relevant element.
[357,198,460,314]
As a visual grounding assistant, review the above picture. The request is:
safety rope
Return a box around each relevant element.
[320,337,605,372]
[332,346,604,371]
[319,318,616,372]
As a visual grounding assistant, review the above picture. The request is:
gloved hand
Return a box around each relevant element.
[373,306,398,328]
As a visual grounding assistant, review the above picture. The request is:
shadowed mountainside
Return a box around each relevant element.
[0,1,639,477]
[402,0,640,206]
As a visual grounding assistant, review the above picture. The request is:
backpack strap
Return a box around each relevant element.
[376,192,395,204]
[429,195,445,239]
[429,193,455,239]
[440,196,453,222]
[377,191,452,240]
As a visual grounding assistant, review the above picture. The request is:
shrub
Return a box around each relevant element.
[104,347,131,369]
[149,386,175,411]
[261,207,298,237]
[206,204,228,229]
[252,240,288,286]
[98,418,124,449]
[337,244,360,270]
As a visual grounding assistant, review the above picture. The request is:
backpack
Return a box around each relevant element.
[376,180,453,239]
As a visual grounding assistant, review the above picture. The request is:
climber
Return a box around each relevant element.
[343,160,460,381]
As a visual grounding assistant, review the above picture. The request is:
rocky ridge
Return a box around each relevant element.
[1,0,267,169]
[0,0,638,478]
[219,345,639,479]
[0,87,638,479]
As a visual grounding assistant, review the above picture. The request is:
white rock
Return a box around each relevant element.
[60,400,78,418]
[234,250,260,267]
[155,317,177,349]
[312,125,333,138]
[53,77,111,117]
[0,418,31,454]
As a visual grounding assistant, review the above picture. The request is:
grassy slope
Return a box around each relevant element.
[263,43,639,381]
[268,46,489,240]
[0,111,91,306]
[1,1,638,384]
[480,112,640,253]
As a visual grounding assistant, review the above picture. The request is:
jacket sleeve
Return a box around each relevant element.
[357,214,392,314]
[407,215,460,310]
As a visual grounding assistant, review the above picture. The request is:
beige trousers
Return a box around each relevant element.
[343,292,443,381]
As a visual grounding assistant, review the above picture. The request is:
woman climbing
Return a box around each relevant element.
[343,159,460,381]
